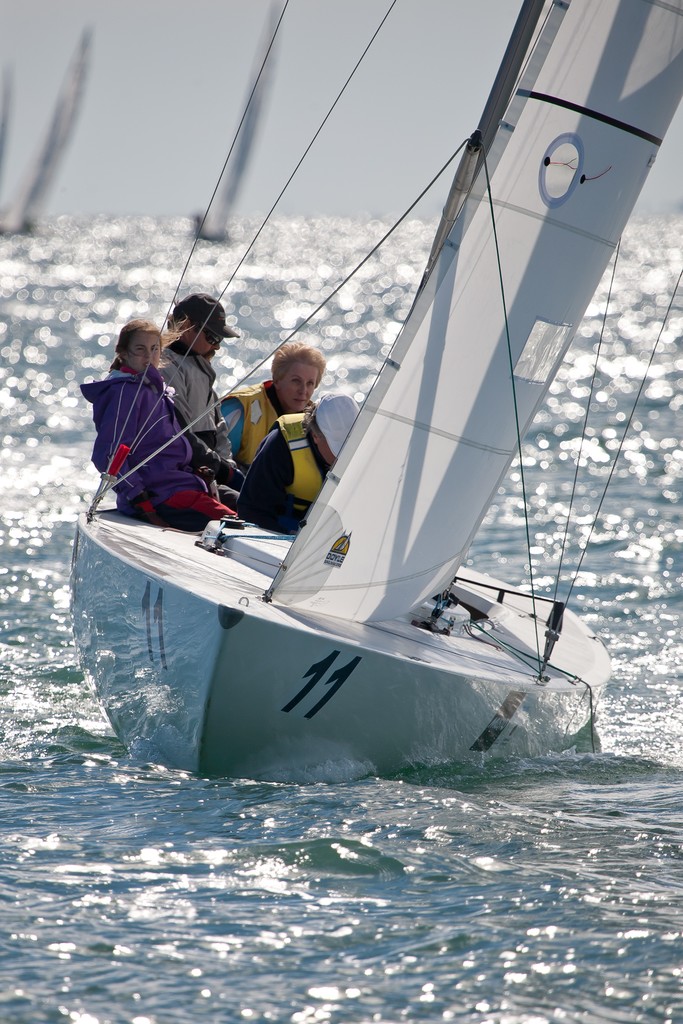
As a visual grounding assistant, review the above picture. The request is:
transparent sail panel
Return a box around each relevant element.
[514,320,572,384]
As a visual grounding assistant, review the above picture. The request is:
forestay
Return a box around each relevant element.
[269,0,683,624]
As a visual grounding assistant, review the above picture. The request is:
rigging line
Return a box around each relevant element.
[96,323,185,481]
[197,0,401,316]
[94,398,231,501]
[154,0,399,420]
[465,621,575,677]
[97,140,469,503]
[170,135,469,432]
[482,152,542,672]
[563,264,683,608]
[100,364,157,475]
[165,0,290,325]
[213,137,469,393]
[552,239,621,606]
[99,383,130,475]
[110,317,230,471]
[87,362,174,518]
[275,145,469,345]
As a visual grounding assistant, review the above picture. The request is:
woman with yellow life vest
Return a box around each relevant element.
[237,393,360,534]
[221,342,327,472]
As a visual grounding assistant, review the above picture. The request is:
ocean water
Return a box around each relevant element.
[1,213,683,1023]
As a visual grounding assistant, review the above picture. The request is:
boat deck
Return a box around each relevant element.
[79,511,610,696]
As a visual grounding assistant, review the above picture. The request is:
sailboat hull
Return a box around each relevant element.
[71,513,609,778]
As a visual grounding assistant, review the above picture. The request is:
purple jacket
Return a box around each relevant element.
[81,365,207,515]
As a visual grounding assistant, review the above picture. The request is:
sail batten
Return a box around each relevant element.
[270,0,683,625]
[484,196,617,244]
[371,408,515,457]
[524,90,665,144]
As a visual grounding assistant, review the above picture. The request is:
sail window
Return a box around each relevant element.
[514,319,572,384]
[539,132,583,208]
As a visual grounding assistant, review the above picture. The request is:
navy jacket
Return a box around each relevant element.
[238,425,328,533]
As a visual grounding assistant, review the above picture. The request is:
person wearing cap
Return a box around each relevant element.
[237,393,360,534]
[220,341,327,472]
[159,293,243,504]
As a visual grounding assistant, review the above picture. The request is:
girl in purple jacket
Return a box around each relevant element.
[81,319,236,531]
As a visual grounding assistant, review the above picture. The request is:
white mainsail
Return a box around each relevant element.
[198,5,278,242]
[270,0,683,624]
[0,29,91,234]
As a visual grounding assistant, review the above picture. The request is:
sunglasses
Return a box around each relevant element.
[203,327,223,346]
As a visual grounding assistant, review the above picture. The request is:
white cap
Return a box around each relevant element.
[315,393,360,457]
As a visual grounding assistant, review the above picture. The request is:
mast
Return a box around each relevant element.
[425,0,547,277]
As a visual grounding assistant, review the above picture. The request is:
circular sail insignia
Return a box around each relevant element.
[539,132,584,206]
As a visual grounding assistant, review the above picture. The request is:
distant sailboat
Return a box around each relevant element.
[0,68,11,203]
[0,29,91,235]
[196,6,279,242]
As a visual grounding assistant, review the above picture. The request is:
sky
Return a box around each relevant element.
[2,0,683,222]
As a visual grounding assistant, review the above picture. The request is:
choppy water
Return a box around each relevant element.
[1,214,683,1023]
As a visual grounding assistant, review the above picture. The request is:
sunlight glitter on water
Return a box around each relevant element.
[3,216,683,1024]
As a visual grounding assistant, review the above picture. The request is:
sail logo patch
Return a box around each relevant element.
[324,532,351,568]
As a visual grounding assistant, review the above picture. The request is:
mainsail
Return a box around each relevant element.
[270,0,683,624]
[198,6,278,242]
[0,29,91,234]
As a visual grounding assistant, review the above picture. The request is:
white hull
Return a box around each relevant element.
[71,512,610,778]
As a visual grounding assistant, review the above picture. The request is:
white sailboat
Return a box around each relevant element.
[0,29,91,235]
[196,5,279,243]
[71,0,683,779]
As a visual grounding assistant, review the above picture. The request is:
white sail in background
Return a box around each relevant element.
[271,0,683,624]
[0,68,11,203]
[199,6,278,242]
[0,29,91,234]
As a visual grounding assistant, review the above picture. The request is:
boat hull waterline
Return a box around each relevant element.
[71,512,610,778]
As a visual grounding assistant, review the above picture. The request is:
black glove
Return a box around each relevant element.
[131,490,167,527]
[131,489,155,514]
[216,459,245,490]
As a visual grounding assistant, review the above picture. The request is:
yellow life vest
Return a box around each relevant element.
[278,414,324,518]
[224,381,279,467]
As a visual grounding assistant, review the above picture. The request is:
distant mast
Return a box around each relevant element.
[197,5,279,243]
[0,29,91,234]
[0,68,11,202]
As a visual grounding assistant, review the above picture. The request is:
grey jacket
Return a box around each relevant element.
[159,342,235,484]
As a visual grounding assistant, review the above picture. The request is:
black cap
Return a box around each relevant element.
[172,293,239,339]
